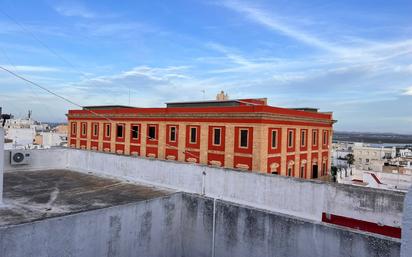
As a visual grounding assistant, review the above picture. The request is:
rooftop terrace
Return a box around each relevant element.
[1,169,170,226]
[0,148,411,257]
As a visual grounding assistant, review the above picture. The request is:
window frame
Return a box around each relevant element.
[105,124,111,138]
[287,129,294,148]
[116,124,124,138]
[189,126,197,144]
[81,123,87,136]
[148,125,157,140]
[92,123,98,137]
[301,129,306,147]
[169,126,177,142]
[131,125,139,140]
[71,122,77,135]
[213,127,222,146]
[239,128,249,148]
[271,129,278,149]
[323,130,328,145]
[312,130,318,146]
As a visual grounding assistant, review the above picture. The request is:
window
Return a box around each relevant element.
[131,125,139,139]
[71,123,77,135]
[105,124,111,138]
[116,124,124,138]
[322,163,327,175]
[323,131,328,145]
[288,130,294,148]
[312,130,318,146]
[190,127,197,143]
[300,166,305,178]
[148,125,156,140]
[213,128,221,145]
[301,130,306,147]
[287,167,292,176]
[239,129,249,148]
[169,126,177,142]
[81,123,86,136]
[93,123,98,137]
[271,130,278,149]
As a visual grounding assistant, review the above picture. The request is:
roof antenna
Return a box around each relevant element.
[201,90,206,100]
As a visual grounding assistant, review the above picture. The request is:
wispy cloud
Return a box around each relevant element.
[0,65,60,72]
[54,2,97,18]
[218,0,346,54]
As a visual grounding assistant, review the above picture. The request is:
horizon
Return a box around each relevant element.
[0,0,411,133]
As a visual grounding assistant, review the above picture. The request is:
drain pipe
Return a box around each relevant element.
[0,127,4,205]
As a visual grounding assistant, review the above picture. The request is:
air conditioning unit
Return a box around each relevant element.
[10,150,31,165]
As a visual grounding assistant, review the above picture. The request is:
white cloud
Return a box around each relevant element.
[0,65,60,72]
[54,2,96,18]
[404,86,412,95]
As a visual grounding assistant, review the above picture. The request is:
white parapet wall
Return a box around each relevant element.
[0,128,4,204]
[65,149,404,228]
[3,148,405,228]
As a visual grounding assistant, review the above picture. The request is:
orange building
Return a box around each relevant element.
[67,93,335,179]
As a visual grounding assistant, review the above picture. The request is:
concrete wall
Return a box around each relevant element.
[0,193,183,257]
[2,148,405,228]
[401,186,412,257]
[0,186,402,257]
[65,149,404,228]
[3,148,68,172]
[180,193,400,257]
[213,198,400,257]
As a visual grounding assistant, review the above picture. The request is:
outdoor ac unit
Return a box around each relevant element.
[10,150,31,165]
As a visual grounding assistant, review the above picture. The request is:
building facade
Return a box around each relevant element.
[67,95,334,179]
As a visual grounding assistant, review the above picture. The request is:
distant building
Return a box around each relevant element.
[353,143,396,171]
[68,92,335,179]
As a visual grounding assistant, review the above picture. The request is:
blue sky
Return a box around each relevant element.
[0,0,411,133]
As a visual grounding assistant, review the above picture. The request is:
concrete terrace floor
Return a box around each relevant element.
[0,169,173,226]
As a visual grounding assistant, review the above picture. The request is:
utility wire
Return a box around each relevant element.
[0,65,201,159]
[0,9,88,77]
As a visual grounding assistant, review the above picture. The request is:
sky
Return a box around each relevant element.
[0,0,411,133]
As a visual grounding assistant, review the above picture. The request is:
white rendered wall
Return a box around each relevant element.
[65,149,404,227]
[0,128,4,204]
[2,148,404,228]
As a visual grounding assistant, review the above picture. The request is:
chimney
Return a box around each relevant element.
[216,90,229,101]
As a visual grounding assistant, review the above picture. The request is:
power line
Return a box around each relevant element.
[0,65,200,159]
[0,9,87,77]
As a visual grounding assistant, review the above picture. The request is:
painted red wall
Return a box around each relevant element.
[207,153,225,167]
[286,128,296,153]
[208,126,225,151]
[147,124,159,146]
[234,127,253,154]
[234,156,252,171]
[267,156,281,174]
[268,128,281,154]
[166,124,179,147]
[186,125,201,149]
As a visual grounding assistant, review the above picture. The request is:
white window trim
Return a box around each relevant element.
[148,125,157,140]
[313,130,318,146]
[131,125,140,140]
[105,124,111,138]
[81,123,87,136]
[212,127,222,146]
[92,123,98,137]
[287,130,294,148]
[271,129,278,149]
[169,126,177,142]
[189,126,198,144]
[238,128,249,149]
[117,124,124,138]
[301,130,306,147]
